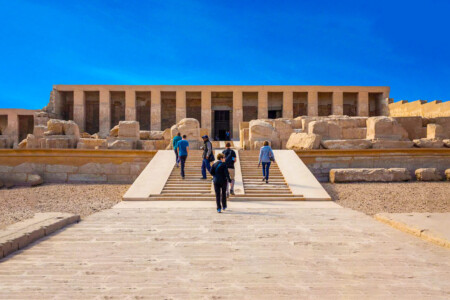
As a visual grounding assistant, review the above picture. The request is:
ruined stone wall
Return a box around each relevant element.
[298,149,450,182]
[0,149,154,183]
[389,100,450,118]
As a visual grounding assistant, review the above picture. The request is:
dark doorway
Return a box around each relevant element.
[268,110,282,119]
[18,115,34,143]
[213,110,230,140]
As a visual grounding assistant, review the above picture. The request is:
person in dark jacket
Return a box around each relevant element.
[210,153,231,213]
[200,135,213,179]
[222,142,236,196]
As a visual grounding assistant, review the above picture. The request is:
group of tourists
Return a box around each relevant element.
[172,134,274,213]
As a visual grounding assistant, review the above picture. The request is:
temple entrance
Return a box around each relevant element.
[213,110,230,141]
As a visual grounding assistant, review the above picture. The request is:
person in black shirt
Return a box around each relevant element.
[210,153,231,213]
[222,142,237,196]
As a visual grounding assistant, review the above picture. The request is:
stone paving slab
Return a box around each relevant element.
[0,213,80,259]
[0,202,449,299]
[375,212,450,248]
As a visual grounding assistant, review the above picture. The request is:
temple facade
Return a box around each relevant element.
[47,85,390,139]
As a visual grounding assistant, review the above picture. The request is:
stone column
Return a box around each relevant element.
[380,91,390,116]
[151,89,161,131]
[283,91,293,118]
[176,90,186,123]
[73,89,85,132]
[99,88,111,136]
[358,91,369,116]
[332,91,344,115]
[258,91,268,119]
[125,89,136,121]
[307,91,318,116]
[201,90,211,136]
[6,113,19,146]
[52,89,62,118]
[233,90,243,139]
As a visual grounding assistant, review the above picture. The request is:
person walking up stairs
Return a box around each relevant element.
[177,135,189,179]
[222,142,236,196]
[200,135,214,179]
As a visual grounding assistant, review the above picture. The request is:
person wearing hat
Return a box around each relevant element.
[200,135,213,179]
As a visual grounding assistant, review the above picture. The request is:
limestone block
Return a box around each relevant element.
[329,168,411,183]
[80,132,92,138]
[321,139,372,150]
[332,117,360,129]
[353,117,368,128]
[253,140,270,150]
[301,117,321,132]
[249,120,275,141]
[273,118,294,140]
[68,173,107,182]
[63,120,80,138]
[371,140,414,149]
[286,133,321,150]
[33,125,47,138]
[394,117,424,140]
[118,121,140,140]
[445,169,450,181]
[292,117,303,129]
[44,136,70,149]
[308,120,342,140]
[366,116,409,140]
[413,138,445,148]
[46,164,78,173]
[108,139,134,150]
[141,140,169,150]
[140,131,150,140]
[46,119,65,135]
[444,139,450,148]
[163,128,172,140]
[415,168,443,181]
[342,127,367,139]
[76,138,108,150]
[148,131,164,140]
[109,125,119,137]
[432,117,450,135]
[18,139,27,149]
[27,174,43,186]
[427,124,446,139]
[171,118,201,140]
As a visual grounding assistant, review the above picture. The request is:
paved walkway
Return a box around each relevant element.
[0,201,449,299]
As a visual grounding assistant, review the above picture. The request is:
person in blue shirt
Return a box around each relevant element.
[172,133,182,168]
[257,141,275,184]
[177,135,189,179]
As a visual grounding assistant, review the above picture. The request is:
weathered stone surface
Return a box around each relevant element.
[43,136,70,149]
[45,119,65,135]
[45,164,78,173]
[413,138,445,148]
[76,138,108,150]
[140,140,169,150]
[80,132,91,138]
[108,140,134,150]
[371,140,414,149]
[321,139,372,150]
[446,169,450,181]
[444,139,450,148]
[199,128,209,138]
[330,168,411,183]
[68,173,107,182]
[291,116,303,129]
[272,119,294,141]
[253,140,270,149]
[162,128,172,140]
[342,127,366,139]
[148,131,164,140]
[118,121,140,140]
[109,125,119,137]
[171,118,201,141]
[33,125,47,138]
[18,139,27,149]
[249,120,277,149]
[63,120,80,138]
[427,124,447,139]
[0,137,8,149]
[286,133,321,150]
[394,117,424,140]
[27,174,43,186]
[308,120,342,140]
[366,117,409,140]
[331,117,361,129]
[415,168,443,181]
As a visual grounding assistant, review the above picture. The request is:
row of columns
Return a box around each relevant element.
[71,89,381,137]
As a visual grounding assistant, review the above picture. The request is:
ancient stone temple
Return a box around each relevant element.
[46,85,390,138]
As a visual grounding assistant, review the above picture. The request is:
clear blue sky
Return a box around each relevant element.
[1,0,449,109]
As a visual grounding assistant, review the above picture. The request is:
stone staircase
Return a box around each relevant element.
[238,150,304,201]
[148,150,215,200]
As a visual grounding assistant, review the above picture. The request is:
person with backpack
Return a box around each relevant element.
[200,135,213,179]
[172,132,182,168]
[257,140,275,184]
[222,142,236,196]
[210,153,231,213]
[177,135,189,179]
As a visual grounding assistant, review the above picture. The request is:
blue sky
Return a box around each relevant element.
[0,0,449,109]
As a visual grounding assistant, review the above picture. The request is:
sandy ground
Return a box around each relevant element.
[1,182,449,229]
[323,182,450,216]
[0,183,128,229]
